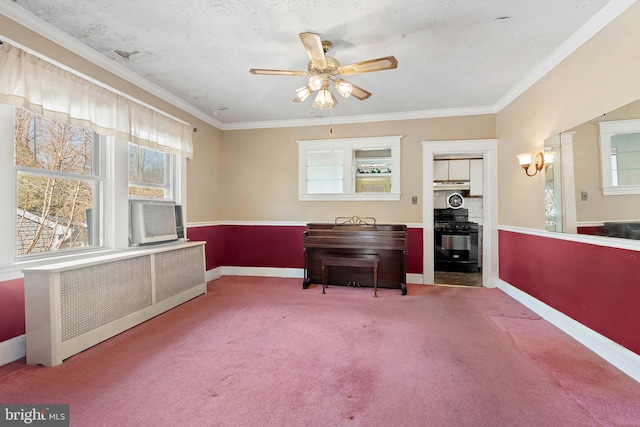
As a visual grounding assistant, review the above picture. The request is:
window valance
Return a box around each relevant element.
[0,41,193,158]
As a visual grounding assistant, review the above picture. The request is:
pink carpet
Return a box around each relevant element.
[1,276,640,426]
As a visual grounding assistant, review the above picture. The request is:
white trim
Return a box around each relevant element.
[298,136,402,201]
[499,224,640,251]
[221,266,305,279]
[208,266,424,288]
[422,139,499,287]
[577,221,605,227]
[223,106,496,130]
[298,193,402,202]
[603,185,640,195]
[186,221,225,228]
[496,279,640,383]
[189,220,425,228]
[494,0,637,112]
[205,266,223,283]
[407,273,423,284]
[0,334,25,366]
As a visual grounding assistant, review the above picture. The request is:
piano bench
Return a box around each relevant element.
[321,254,380,297]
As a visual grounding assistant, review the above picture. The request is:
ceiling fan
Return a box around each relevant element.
[249,32,398,110]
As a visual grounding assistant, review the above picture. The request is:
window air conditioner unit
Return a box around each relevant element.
[130,201,181,245]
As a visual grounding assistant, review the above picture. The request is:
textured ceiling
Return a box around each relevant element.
[4,0,618,127]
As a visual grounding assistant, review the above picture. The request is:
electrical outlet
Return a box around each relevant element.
[412,196,418,205]
[581,191,588,201]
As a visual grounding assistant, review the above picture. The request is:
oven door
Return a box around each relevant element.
[434,229,479,272]
[441,234,470,259]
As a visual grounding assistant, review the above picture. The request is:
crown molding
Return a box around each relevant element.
[221,105,497,130]
[494,0,638,112]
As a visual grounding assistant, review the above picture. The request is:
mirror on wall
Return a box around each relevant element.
[545,99,640,240]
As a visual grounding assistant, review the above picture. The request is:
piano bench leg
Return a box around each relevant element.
[322,265,326,294]
[374,265,378,298]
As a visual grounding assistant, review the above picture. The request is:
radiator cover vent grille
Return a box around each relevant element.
[155,245,205,302]
[60,256,153,341]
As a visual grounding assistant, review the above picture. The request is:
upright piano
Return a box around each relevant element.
[303,217,408,295]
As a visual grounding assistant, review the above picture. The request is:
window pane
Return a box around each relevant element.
[611,133,640,185]
[129,144,167,185]
[306,150,343,194]
[14,108,93,175]
[16,174,95,255]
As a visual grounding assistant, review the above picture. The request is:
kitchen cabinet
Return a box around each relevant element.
[434,159,470,181]
[433,160,450,181]
[448,159,470,180]
[469,159,483,196]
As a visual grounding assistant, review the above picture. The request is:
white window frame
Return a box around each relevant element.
[128,143,177,201]
[297,136,402,201]
[0,104,186,281]
[599,119,640,195]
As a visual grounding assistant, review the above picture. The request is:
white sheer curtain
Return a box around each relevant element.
[0,41,193,158]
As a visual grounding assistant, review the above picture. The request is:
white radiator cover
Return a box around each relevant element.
[23,241,206,366]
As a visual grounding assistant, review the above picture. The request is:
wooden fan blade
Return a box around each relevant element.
[249,68,308,76]
[337,56,398,75]
[299,32,327,70]
[348,82,372,100]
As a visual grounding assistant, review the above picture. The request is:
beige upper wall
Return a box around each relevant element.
[7,1,640,228]
[497,1,640,229]
[220,116,495,224]
[0,14,223,224]
[570,100,640,223]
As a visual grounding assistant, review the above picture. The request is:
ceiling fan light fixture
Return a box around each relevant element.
[293,86,312,102]
[312,88,337,110]
[308,75,324,91]
[333,79,353,98]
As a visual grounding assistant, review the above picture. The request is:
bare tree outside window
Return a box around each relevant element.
[128,143,170,198]
[14,108,97,255]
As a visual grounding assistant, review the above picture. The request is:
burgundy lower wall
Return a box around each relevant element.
[185,225,226,271]
[0,278,26,342]
[499,229,640,355]
[187,224,423,274]
[577,225,605,236]
[0,224,423,345]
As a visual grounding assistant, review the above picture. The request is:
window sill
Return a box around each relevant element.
[602,185,640,196]
[299,193,401,202]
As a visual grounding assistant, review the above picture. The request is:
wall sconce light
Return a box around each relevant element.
[516,152,545,177]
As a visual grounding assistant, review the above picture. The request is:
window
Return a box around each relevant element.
[128,143,175,199]
[0,104,185,271]
[298,136,401,201]
[13,107,103,256]
[599,119,640,195]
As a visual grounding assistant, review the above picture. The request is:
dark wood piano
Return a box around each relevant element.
[303,216,408,295]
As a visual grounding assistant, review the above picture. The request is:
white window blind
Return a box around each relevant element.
[306,150,344,194]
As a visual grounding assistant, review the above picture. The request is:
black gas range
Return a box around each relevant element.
[434,208,479,272]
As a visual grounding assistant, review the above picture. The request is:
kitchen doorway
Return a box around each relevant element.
[421,139,498,288]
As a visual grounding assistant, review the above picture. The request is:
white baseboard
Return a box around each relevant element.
[209,266,424,285]
[496,279,640,383]
[0,334,25,366]
[407,273,423,284]
[205,266,223,283]
[221,266,305,278]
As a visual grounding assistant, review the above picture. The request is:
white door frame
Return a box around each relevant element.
[421,139,498,287]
